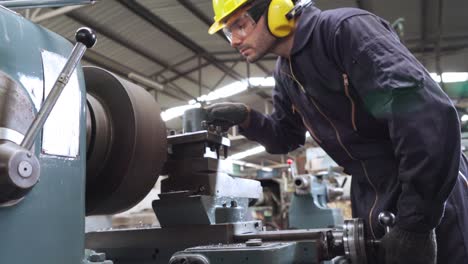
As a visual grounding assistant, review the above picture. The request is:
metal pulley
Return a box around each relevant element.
[84,66,167,216]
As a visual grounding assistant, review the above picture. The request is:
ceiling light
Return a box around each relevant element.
[162,76,275,122]
[248,77,275,87]
[462,115,468,122]
[230,160,272,172]
[161,103,200,121]
[430,72,468,83]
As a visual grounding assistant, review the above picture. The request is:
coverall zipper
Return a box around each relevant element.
[343,74,358,131]
[459,171,468,188]
[288,59,379,239]
[293,105,322,144]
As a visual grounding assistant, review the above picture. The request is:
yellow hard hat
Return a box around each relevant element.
[209,0,250,34]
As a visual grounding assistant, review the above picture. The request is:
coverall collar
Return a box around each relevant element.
[290,6,322,56]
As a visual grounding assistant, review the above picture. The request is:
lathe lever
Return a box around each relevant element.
[378,211,396,234]
[0,27,96,206]
[21,27,96,150]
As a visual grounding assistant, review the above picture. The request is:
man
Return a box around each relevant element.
[206,0,468,263]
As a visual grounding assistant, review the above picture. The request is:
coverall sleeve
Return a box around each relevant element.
[240,75,306,154]
[333,14,461,232]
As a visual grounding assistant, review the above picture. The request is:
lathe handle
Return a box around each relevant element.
[21,27,96,149]
[378,211,396,234]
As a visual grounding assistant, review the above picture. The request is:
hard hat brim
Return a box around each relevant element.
[208,0,250,35]
[209,20,225,35]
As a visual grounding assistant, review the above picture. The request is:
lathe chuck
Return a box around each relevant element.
[84,66,167,215]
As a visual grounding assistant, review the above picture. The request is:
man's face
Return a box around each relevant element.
[224,7,277,63]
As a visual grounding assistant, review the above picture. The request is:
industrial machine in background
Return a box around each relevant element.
[0,2,395,263]
[288,173,344,230]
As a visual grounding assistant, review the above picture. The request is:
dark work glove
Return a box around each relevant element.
[380,226,437,264]
[205,103,249,131]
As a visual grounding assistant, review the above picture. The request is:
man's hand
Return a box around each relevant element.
[380,226,437,264]
[205,103,250,131]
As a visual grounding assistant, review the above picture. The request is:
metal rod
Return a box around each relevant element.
[0,0,94,9]
[435,0,445,89]
[128,72,164,91]
[30,7,41,19]
[420,0,429,66]
[32,5,84,23]
[152,54,198,79]
[198,56,202,96]
[158,75,197,100]
[163,61,212,84]
[234,229,329,242]
[210,62,239,92]
[21,42,87,149]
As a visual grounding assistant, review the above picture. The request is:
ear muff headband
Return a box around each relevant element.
[267,0,295,38]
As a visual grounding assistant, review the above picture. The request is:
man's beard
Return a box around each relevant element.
[245,37,278,63]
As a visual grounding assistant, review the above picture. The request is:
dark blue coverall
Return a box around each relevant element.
[241,6,468,263]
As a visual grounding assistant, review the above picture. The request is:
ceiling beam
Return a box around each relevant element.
[31,5,83,23]
[419,0,438,65]
[66,10,213,94]
[176,0,271,76]
[355,0,374,12]
[152,54,198,79]
[82,48,190,102]
[411,44,468,55]
[406,34,468,45]
[164,61,212,84]
[219,56,278,63]
[116,0,245,83]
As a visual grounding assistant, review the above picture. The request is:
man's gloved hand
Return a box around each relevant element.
[380,226,437,264]
[205,103,249,131]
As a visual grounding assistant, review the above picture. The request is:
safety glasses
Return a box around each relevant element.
[222,12,257,43]
[222,1,269,43]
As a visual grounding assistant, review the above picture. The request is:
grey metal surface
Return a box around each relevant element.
[162,160,261,198]
[86,222,262,264]
[234,229,330,242]
[0,6,87,263]
[0,140,40,205]
[83,249,114,264]
[0,67,40,206]
[0,71,36,138]
[0,127,24,144]
[289,193,344,229]
[183,108,208,133]
[168,130,230,147]
[343,219,368,264]
[171,241,325,264]
[86,220,372,263]
[84,66,168,216]
[153,195,254,226]
[21,39,88,149]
